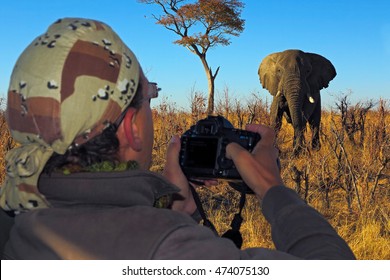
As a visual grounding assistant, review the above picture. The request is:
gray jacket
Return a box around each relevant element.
[2,170,355,259]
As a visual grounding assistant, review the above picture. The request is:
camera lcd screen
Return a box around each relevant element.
[184,137,218,168]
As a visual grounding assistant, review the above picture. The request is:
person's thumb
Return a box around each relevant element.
[225,142,249,161]
[163,135,181,178]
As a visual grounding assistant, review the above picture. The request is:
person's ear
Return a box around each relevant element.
[121,108,142,151]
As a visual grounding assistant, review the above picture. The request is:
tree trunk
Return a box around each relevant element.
[199,54,218,115]
[207,74,215,115]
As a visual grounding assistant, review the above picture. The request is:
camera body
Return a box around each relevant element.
[179,115,261,181]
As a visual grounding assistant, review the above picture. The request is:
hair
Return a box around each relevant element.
[43,83,143,174]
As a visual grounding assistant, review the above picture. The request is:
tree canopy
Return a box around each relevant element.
[140,0,245,113]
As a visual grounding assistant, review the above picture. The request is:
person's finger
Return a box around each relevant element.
[226,141,283,199]
[163,135,197,214]
[225,141,250,161]
[163,135,181,179]
[225,142,265,194]
[245,124,276,146]
[202,179,219,187]
[225,143,261,178]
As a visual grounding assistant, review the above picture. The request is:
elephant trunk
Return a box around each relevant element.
[284,75,305,153]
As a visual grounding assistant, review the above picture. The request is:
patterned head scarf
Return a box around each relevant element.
[0,18,140,214]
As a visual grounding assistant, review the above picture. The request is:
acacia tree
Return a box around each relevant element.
[139,0,245,114]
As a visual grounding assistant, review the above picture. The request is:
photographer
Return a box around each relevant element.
[1,18,355,259]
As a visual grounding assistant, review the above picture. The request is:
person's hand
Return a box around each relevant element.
[226,124,284,199]
[163,135,196,214]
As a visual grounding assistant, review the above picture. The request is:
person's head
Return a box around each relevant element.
[115,69,158,170]
[44,67,158,173]
[0,18,158,213]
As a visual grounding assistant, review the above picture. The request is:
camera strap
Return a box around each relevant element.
[188,183,218,235]
[188,182,247,249]
[221,188,246,249]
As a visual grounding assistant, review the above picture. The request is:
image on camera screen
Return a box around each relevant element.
[183,137,218,168]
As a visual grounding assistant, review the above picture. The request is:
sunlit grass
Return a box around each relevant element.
[1,94,389,259]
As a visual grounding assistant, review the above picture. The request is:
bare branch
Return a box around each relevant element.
[330,126,362,211]
[140,0,245,114]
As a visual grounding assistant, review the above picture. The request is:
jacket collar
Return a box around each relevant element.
[38,170,180,208]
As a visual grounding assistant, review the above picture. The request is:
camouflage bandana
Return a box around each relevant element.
[0,18,140,214]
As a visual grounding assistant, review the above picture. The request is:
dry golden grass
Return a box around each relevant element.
[1,94,389,259]
[149,94,390,260]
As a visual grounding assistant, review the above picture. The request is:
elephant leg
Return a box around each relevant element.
[284,110,292,123]
[308,99,321,150]
[270,97,284,133]
[293,127,305,156]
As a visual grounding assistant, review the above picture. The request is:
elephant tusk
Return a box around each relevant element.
[309,96,315,103]
[276,90,281,97]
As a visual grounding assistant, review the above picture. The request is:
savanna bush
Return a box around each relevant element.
[0,92,388,259]
[151,92,389,259]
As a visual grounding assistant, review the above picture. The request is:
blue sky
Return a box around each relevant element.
[1,0,389,111]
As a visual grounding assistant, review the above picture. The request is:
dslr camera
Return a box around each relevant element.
[179,115,260,181]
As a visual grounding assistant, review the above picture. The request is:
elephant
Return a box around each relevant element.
[258,49,336,155]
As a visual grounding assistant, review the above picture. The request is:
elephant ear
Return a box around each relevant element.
[306,53,337,90]
[258,52,280,96]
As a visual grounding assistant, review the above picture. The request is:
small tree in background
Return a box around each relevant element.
[139,0,245,114]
